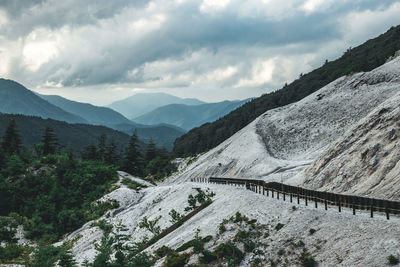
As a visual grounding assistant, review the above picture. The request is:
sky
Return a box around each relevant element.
[0,0,400,106]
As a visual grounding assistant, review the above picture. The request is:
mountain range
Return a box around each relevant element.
[1,78,250,150]
[0,79,186,149]
[133,99,250,131]
[38,94,186,150]
[39,94,133,126]
[0,78,86,124]
[108,92,205,119]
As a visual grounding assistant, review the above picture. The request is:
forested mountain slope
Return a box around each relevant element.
[173,25,400,156]
[39,94,132,126]
[133,99,249,131]
[112,123,185,150]
[0,79,87,124]
[0,113,132,151]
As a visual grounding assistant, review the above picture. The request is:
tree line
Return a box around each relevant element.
[0,118,176,245]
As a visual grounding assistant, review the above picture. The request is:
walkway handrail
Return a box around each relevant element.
[191,177,400,219]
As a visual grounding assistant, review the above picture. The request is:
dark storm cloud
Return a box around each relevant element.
[1,0,400,102]
[0,0,150,38]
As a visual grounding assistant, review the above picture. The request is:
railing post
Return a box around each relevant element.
[297,190,300,204]
[290,193,293,203]
[338,197,341,212]
[305,194,308,206]
[277,191,279,200]
[263,187,265,195]
[283,192,286,201]
[314,192,318,208]
[272,190,274,198]
[370,205,374,218]
[386,201,390,220]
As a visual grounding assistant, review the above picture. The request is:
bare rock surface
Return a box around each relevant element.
[302,92,400,200]
[60,54,400,266]
[65,182,400,266]
[165,56,400,185]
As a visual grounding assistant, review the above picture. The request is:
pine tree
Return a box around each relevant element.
[82,142,98,160]
[58,249,77,267]
[97,134,107,161]
[0,147,4,169]
[41,126,58,155]
[145,138,156,162]
[123,129,143,176]
[105,137,118,165]
[1,118,22,155]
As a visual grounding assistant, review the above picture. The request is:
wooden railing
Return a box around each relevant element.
[191,177,400,220]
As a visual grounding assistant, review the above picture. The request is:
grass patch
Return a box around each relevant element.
[122,178,148,190]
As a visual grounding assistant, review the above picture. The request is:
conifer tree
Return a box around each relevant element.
[145,138,156,162]
[1,118,22,155]
[97,134,107,161]
[58,249,77,267]
[123,129,143,176]
[105,137,118,165]
[41,126,58,155]
[82,142,98,160]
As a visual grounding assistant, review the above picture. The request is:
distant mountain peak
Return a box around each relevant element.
[108,92,205,119]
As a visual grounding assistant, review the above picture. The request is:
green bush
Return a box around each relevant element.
[275,223,285,231]
[92,219,113,235]
[309,229,316,235]
[0,216,18,243]
[176,235,212,254]
[301,256,316,267]
[0,244,25,263]
[139,216,161,236]
[233,212,248,223]
[214,241,244,266]
[128,252,154,267]
[121,178,147,190]
[184,190,215,212]
[155,246,174,258]
[219,223,226,233]
[162,251,190,267]
[85,200,119,221]
[243,240,256,253]
[27,245,60,267]
[388,254,400,265]
[199,250,217,264]
[168,209,182,224]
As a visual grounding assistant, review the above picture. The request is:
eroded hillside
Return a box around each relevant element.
[166,55,400,186]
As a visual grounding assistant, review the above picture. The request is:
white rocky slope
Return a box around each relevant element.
[65,181,400,266]
[301,90,400,200]
[59,56,400,266]
[166,55,400,185]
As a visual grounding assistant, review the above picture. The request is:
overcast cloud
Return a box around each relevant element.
[0,0,400,105]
